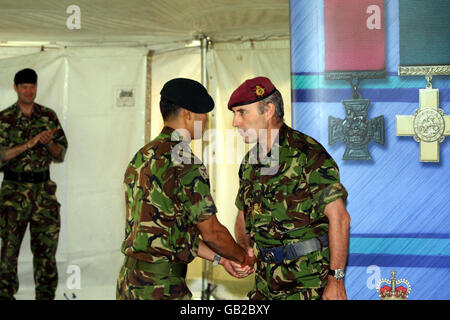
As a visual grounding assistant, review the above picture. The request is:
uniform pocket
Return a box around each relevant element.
[43,180,57,196]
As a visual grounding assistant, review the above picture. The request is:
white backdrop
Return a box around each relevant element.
[0,42,290,299]
[0,48,147,299]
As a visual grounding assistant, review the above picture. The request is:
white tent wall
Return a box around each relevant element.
[63,47,147,300]
[150,47,202,141]
[0,47,43,60]
[0,47,147,299]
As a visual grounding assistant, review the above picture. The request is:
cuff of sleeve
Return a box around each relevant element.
[197,206,217,223]
[235,196,244,211]
[319,182,348,207]
[50,145,66,163]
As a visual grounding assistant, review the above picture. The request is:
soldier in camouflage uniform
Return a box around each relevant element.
[0,68,68,300]
[228,77,350,300]
[116,78,255,300]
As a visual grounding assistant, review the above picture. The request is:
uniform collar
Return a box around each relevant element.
[260,122,288,157]
[278,122,289,145]
[14,102,42,119]
[160,126,187,142]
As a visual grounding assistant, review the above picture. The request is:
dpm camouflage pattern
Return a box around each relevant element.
[235,123,347,300]
[117,126,216,300]
[0,103,67,300]
[249,247,329,300]
[116,264,191,300]
[0,180,61,300]
[0,103,68,171]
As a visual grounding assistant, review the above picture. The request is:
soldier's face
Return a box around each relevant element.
[232,102,267,144]
[14,83,37,105]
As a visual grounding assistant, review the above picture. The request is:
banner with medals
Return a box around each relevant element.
[324,0,385,160]
[290,0,449,300]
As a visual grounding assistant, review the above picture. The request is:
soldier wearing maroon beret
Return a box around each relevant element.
[229,76,351,300]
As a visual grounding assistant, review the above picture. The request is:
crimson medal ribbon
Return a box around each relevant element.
[324,0,386,78]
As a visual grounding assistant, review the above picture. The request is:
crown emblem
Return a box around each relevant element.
[252,85,266,97]
[376,270,411,300]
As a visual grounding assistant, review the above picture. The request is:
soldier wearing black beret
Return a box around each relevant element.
[117,78,255,300]
[0,68,68,300]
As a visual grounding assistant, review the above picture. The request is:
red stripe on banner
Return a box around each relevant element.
[324,0,385,71]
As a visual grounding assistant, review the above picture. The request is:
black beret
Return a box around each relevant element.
[14,68,38,85]
[160,78,214,113]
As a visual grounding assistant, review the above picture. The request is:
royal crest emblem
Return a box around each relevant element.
[252,85,266,97]
[413,107,446,143]
[376,270,411,300]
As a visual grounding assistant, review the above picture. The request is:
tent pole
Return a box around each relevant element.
[145,50,154,144]
[199,34,216,300]
[201,36,208,89]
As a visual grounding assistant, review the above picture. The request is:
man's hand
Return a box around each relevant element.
[227,260,254,278]
[245,247,256,268]
[221,258,253,278]
[39,128,57,145]
[228,247,255,278]
[27,132,44,149]
[322,277,347,300]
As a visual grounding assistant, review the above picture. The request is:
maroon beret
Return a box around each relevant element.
[227,76,276,110]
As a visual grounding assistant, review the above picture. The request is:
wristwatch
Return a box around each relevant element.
[212,254,221,267]
[329,269,345,280]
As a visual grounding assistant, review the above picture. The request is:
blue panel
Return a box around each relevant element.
[347,266,449,300]
[290,0,450,300]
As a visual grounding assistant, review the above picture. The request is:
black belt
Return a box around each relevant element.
[3,169,50,183]
[124,256,187,278]
[258,234,329,264]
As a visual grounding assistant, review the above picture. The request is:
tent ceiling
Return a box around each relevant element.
[0,0,289,48]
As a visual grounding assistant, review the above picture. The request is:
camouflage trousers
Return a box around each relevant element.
[116,260,192,300]
[249,246,330,300]
[0,180,60,300]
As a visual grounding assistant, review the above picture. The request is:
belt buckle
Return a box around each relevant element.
[263,250,275,263]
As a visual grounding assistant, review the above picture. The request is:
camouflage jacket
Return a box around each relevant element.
[235,123,347,248]
[121,126,216,264]
[0,102,68,172]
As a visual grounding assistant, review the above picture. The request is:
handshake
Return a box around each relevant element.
[219,248,257,279]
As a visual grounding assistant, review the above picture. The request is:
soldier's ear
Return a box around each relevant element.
[13,84,18,93]
[180,108,192,120]
[185,109,193,120]
[265,102,276,121]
